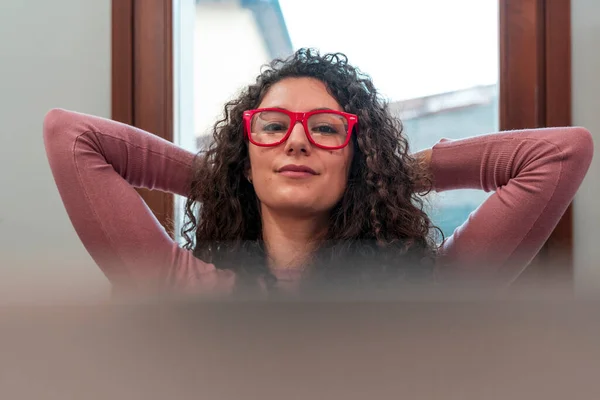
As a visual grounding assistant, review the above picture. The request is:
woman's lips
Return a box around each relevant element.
[278,170,316,178]
[277,164,318,178]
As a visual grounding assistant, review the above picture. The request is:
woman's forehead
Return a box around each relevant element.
[259,77,343,112]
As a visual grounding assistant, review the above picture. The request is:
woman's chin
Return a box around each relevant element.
[263,195,323,216]
[270,187,315,203]
[276,197,317,212]
[257,187,340,216]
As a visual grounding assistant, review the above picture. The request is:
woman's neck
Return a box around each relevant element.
[260,207,328,272]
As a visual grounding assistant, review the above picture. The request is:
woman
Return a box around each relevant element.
[44,49,593,297]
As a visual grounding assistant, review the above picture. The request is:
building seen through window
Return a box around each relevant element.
[177,0,499,240]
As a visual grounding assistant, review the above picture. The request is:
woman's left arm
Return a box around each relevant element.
[416,127,594,281]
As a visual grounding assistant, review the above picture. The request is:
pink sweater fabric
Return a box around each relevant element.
[43,109,593,293]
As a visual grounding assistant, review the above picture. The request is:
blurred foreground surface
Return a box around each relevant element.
[2,297,600,400]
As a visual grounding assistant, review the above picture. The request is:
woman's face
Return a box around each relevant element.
[247,77,354,218]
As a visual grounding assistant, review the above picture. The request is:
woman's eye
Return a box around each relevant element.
[312,125,338,134]
[263,123,287,132]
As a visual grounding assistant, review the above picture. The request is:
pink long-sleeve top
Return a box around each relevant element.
[43,109,594,294]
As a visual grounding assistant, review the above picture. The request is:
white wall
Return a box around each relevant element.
[0,0,111,303]
[194,3,270,138]
[572,0,600,294]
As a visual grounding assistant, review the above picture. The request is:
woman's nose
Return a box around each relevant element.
[284,121,311,154]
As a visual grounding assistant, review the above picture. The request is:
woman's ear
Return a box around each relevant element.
[243,149,255,184]
[244,162,253,184]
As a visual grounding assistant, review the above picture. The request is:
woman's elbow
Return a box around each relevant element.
[42,108,89,153]
[43,108,72,141]
[567,127,594,169]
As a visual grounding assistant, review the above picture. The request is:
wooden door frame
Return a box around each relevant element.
[500,0,573,282]
[112,0,175,236]
[112,0,574,277]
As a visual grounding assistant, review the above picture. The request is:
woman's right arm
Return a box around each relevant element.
[43,109,235,294]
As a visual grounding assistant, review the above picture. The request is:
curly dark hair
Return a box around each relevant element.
[182,48,441,294]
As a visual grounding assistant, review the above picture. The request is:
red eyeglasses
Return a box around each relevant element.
[243,108,358,150]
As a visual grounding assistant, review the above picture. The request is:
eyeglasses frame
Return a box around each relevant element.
[242,108,359,150]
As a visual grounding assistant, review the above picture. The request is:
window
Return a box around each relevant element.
[113,0,573,280]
